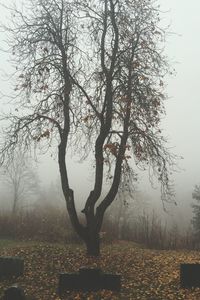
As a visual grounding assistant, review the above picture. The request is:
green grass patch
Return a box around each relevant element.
[0,239,21,248]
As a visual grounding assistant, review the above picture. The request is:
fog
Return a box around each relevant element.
[0,0,200,232]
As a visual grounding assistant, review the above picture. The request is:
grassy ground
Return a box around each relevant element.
[0,240,200,299]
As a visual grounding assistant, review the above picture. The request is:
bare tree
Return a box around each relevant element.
[1,151,39,215]
[191,185,200,238]
[0,0,176,255]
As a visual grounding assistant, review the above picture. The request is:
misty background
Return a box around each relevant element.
[0,0,199,234]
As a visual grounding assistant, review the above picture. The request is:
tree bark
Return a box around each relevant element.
[85,232,100,256]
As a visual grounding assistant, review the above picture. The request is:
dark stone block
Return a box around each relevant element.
[58,268,121,294]
[4,284,26,300]
[79,267,102,291]
[79,267,101,278]
[180,264,200,288]
[101,274,121,292]
[58,273,80,293]
[0,257,24,278]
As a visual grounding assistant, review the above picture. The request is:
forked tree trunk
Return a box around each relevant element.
[85,232,100,256]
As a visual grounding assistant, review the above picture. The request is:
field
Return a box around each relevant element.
[0,240,200,299]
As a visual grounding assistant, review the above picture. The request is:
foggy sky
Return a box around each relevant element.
[0,0,200,225]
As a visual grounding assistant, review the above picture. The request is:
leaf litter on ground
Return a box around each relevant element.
[0,240,200,299]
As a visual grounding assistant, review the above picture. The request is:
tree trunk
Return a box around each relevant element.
[12,194,17,216]
[85,232,100,256]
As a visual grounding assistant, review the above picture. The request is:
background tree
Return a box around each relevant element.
[0,0,175,256]
[191,185,200,237]
[1,151,39,215]
[36,177,65,210]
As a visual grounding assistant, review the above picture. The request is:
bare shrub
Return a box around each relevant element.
[0,205,196,250]
[0,206,80,243]
[103,209,196,250]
